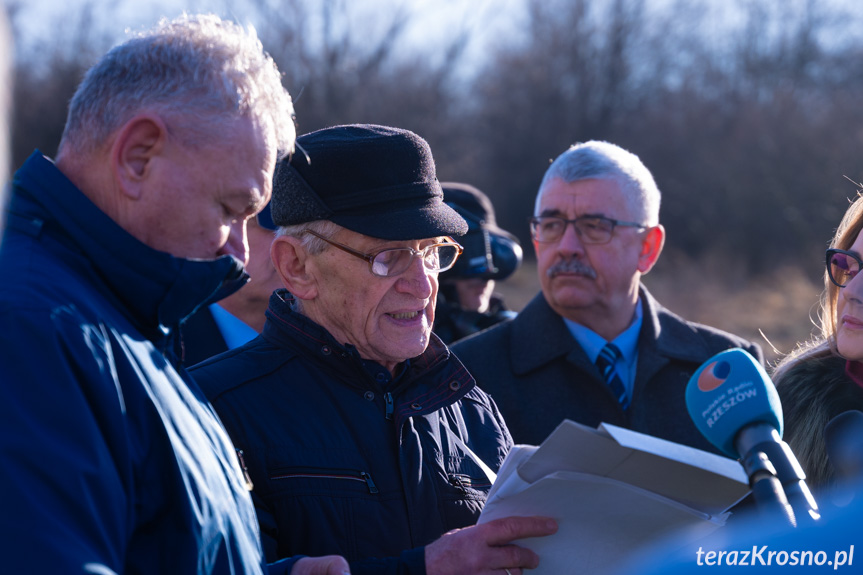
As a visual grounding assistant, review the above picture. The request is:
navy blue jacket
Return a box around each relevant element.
[0,152,295,574]
[180,305,231,366]
[191,290,513,575]
[452,288,764,451]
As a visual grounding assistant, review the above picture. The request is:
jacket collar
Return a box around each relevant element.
[11,152,248,339]
[263,290,476,425]
[508,292,586,375]
[509,285,719,379]
[633,286,717,387]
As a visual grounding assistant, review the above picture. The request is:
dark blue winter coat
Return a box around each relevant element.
[0,152,296,574]
[191,290,513,575]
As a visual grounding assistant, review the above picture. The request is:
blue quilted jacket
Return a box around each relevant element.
[0,152,296,574]
[191,290,513,575]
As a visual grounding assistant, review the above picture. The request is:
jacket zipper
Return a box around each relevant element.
[449,473,492,491]
[384,391,394,421]
[271,467,379,494]
[236,449,254,491]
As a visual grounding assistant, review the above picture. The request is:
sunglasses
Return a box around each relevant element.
[826,248,863,288]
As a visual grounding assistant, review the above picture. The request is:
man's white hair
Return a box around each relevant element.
[58,13,296,159]
[536,140,661,226]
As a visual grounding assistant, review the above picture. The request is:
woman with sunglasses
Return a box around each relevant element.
[772,193,863,491]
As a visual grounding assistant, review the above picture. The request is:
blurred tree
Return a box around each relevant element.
[467,0,663,248]
[9,1,112,169]
[8,0,863,280]
[630,0,863,272]
[469,0,863,274]
[0,4,12,188]
[243,0,476,173]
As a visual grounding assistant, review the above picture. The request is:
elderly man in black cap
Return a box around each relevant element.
[190,124,556,575]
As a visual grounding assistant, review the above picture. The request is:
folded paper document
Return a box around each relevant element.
[478,420,750,574]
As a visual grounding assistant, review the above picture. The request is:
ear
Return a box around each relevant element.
[637,224,665,274]
[111,114,167,200]
[271,235,318,300]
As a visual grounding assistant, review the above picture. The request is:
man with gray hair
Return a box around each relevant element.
[453,140,762,450]
[0,14,345,575]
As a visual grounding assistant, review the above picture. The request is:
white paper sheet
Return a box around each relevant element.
[478,420,750,575]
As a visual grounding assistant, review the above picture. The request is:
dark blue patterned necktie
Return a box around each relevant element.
[596,343,629,409]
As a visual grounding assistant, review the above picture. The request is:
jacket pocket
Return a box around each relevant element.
[435,456,491,531]
[269,466,379,494]
[263,464,411,562]
[448,472,493,494]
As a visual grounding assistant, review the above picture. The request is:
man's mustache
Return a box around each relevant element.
[547,259,597,279]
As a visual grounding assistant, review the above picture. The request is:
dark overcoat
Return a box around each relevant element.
[452,286,764,451]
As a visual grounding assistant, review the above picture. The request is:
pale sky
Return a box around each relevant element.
[10,0,862,77]
[7,0,524,68]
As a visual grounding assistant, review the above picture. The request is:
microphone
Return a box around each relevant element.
[685,348,820,527]
[825,410,863,485]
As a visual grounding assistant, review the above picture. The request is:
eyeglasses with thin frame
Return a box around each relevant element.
[826,248,863,288]
[529,215,647,245]
[304,230,464,278]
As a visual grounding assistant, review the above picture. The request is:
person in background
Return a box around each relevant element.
[191,124,558,575]
[0,14,346,575]
[773,192,863,490]
[453,140,763,449]
[180,201,283,365]
[433,182,522,344]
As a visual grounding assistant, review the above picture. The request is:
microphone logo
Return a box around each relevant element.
[697,359,731,392]
[686,349,818,526]
[686,348,783,456]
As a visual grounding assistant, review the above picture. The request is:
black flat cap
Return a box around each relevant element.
[271,124,468,240]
